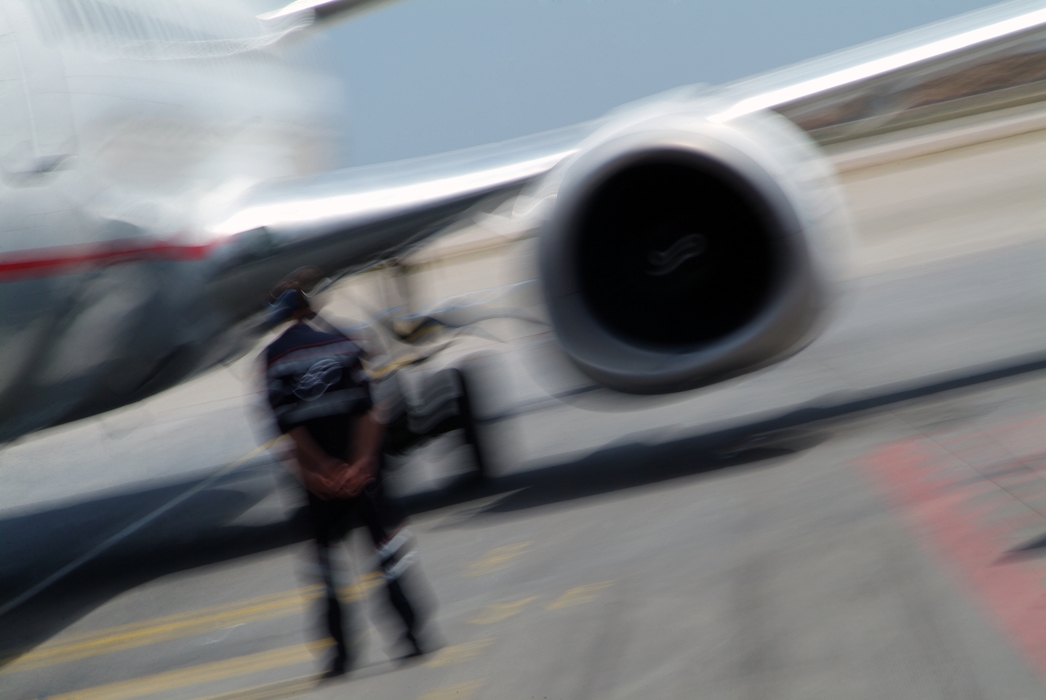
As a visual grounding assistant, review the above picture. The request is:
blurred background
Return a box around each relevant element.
[2,1,1045,699]
[316,0,1005,165]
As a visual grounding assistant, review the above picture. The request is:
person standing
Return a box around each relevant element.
[263,281,434,678]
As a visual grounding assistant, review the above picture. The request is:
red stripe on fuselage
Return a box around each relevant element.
[0,238,222,282]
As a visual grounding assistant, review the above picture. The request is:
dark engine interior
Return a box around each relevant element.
[574,154,780,348]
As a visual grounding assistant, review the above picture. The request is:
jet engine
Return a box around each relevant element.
[538,100,852,394]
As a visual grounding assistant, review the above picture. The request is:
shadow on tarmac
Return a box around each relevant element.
[403,351,1046,517]
[0,462,312,665]
[1,352,1044,667]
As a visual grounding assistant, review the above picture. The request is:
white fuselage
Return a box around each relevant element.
[0,0,343,440]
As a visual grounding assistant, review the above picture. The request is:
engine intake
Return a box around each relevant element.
[576,154,779,347]
[539,106,849,394]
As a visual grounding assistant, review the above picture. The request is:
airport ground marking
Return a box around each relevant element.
[419,679,485,700]
[0,437,281,620]
[343,570,384,601]
[545,581,614,610]
[2,574,380,673]
[464,541,532,577]
[862,409,1046,684]
[1,586,315,672]
[424,638,496,668]
[467,597,538,625]
[193,674,321,700]
[44,640,331,700]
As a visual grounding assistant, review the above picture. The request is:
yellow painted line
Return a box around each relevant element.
[342,571,384,602]
[3,574,381,673]
[467,596,538,625]
[464,541,532,577]
[545,581,614,610]
[419,679,485,700]
[193,674,320,700]
[46,641,330,700]
[3,588,317,672]
[424,638,496,668]
[0,438,285,621]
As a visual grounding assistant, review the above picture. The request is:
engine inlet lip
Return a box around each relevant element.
[539,126,816,394]
[568,147,790,352]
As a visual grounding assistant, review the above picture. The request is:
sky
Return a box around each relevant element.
[311,0,1009,166]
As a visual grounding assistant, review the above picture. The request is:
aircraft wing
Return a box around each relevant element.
[5,0,1045,441]
[200,0,1046,394]
[220,0,1046,276]
[207,122,591,279]
[733,0,1046,142]
[259,0,396,23]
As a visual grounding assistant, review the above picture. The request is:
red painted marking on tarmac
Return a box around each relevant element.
[0,237,222,281]
[862,413,1046,681]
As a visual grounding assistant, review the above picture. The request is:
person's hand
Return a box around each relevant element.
[303,457,351,499]
[301,470,335,499]
[335,456,376,497]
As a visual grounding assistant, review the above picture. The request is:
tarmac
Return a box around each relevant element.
[0,107,1044,699]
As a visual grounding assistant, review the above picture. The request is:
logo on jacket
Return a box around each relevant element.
[294,358,342,399]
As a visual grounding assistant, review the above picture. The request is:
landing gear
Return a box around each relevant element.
[380,363,491,484]
[452,365,490,482]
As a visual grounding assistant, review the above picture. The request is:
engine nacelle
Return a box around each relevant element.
[538,99,852,394]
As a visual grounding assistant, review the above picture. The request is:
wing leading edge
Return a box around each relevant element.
[223,0,1046,275]
[4,1,1041,442]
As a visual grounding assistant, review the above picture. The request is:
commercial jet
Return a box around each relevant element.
[0,0,1043,444]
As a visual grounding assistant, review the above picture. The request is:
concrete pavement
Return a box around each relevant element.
[1,104,1045,698]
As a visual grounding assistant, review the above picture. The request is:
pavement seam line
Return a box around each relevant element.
[2,588,318,671]
[33,587,318,645]
[3,573,381,671]
[192,674,320,700]
[424,638,496,667]
[464,541,532,577]
[467,596,538,624]
[545,581,614,610]
[42,640,330,700]
[418,679,485,700]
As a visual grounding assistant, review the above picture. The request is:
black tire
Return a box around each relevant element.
[452,366,490,480]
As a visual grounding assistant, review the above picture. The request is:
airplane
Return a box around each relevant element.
[0,0,1043,445]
